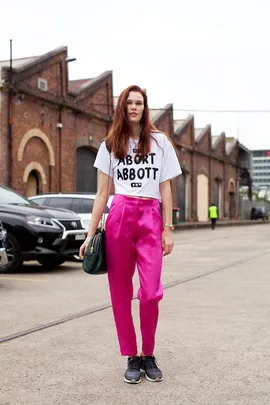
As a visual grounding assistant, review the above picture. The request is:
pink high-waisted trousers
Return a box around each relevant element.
[106,194,163,356]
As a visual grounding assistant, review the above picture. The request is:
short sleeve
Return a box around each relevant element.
[93,141,113,177]
[159,136,182,183]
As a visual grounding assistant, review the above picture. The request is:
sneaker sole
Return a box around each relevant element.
[144,373,163,382]
[124,377,141,384]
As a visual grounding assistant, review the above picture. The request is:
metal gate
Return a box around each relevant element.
[76,147,97,192]
[229,192,236,219]
[177,173,186,222]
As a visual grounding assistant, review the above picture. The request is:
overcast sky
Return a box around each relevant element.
[1,0,270,150]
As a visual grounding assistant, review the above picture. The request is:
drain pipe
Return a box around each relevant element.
[57,61,63,191]
[7,39,13,187]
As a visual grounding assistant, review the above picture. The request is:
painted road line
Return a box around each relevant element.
[2,250,270,344]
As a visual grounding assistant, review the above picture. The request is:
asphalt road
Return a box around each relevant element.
[1,224,270,405]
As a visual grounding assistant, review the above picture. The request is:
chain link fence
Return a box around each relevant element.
[239,196,270,220]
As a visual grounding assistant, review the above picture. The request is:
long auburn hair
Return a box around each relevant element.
[106,85,159,159]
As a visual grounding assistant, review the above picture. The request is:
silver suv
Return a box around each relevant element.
[29,193,113,230]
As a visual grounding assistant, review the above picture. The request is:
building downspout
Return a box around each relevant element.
[7,39,13,187]
[0,87,2,181]
[223,161,227,218]
[191,122,195,220]
[58,61,63,191]
[191,149,194,220]
[57,108,62,191]
[236,144,240,219]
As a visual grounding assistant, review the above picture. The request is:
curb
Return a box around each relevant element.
[174,220,270,231]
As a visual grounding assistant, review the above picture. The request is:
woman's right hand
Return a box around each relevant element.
[79,236,92,259]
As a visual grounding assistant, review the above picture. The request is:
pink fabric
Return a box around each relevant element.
[106,194,164,356]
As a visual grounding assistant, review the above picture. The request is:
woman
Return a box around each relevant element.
[80,85,181,384]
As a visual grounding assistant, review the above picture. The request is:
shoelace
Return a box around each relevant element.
[144,356,158,369]
[128,357,140,370]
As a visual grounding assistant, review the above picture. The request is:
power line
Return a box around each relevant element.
[171,109,270,114]
[13,87,270,114]
[81,102,270,114]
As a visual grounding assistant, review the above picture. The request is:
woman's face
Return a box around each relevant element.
[126,91,144,124]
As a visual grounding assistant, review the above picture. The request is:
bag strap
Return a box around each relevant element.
[100,140,112,230]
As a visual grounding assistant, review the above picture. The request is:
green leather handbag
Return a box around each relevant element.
[82,139,111,275]
[83,226,107,275]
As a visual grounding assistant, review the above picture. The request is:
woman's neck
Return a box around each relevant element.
[130,123,140,140]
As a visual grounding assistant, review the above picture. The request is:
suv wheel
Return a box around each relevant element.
[38,257,66,269]
[0,233,22,273]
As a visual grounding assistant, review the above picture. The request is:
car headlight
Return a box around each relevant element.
[82,220,90,230]
[26,216,61,229]
[80,220,86,229]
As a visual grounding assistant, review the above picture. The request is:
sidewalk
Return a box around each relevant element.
[175,218,270,230]
[1,225,270,404]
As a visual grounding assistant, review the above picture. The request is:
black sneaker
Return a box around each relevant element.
[141,356,163,382]
[124,356,142,384]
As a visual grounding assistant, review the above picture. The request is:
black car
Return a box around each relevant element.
[0,185,87,272]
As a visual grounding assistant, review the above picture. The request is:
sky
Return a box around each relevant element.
[1,0,270,151]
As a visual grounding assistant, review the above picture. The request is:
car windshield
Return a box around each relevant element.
[0,186,32,205]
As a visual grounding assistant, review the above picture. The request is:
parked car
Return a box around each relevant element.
[250,207,269,221]
[0,221,8,268]
[29,193,114,230]
[0,185,87,272]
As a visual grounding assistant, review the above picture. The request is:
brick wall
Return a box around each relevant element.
[154,106,174,138]
[75,76,113,117]
[0,49,112,196]
[0,91,8,184]
[173,119,240,220]
[152,107,179,206]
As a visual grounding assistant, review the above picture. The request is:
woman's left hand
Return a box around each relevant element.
[162,229,174,256]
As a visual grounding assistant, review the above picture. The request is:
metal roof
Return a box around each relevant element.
[69,79,94,93]
[195,128,204,139]
[211,135,220,147]
[150,109,164,120]
[226,138,237,154]
[174,119,186,133]
[0,56,39,79]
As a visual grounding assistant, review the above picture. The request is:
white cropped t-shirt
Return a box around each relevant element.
[94,132,182,200]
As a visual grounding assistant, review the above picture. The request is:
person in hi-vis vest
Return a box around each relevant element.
[209,203,218,229]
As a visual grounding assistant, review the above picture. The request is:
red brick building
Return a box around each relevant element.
[0,46,250,221]
[150,108,248,220]
[0,46,113,196]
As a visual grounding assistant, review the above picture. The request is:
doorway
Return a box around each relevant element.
[26,170,40,197]
[214,179,222,217]
[197,174,209,221]
[178,173,186,221]
[228,180,236,219]
[76,147,97,192]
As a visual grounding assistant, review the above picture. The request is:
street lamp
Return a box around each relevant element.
[66,57,77,63]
